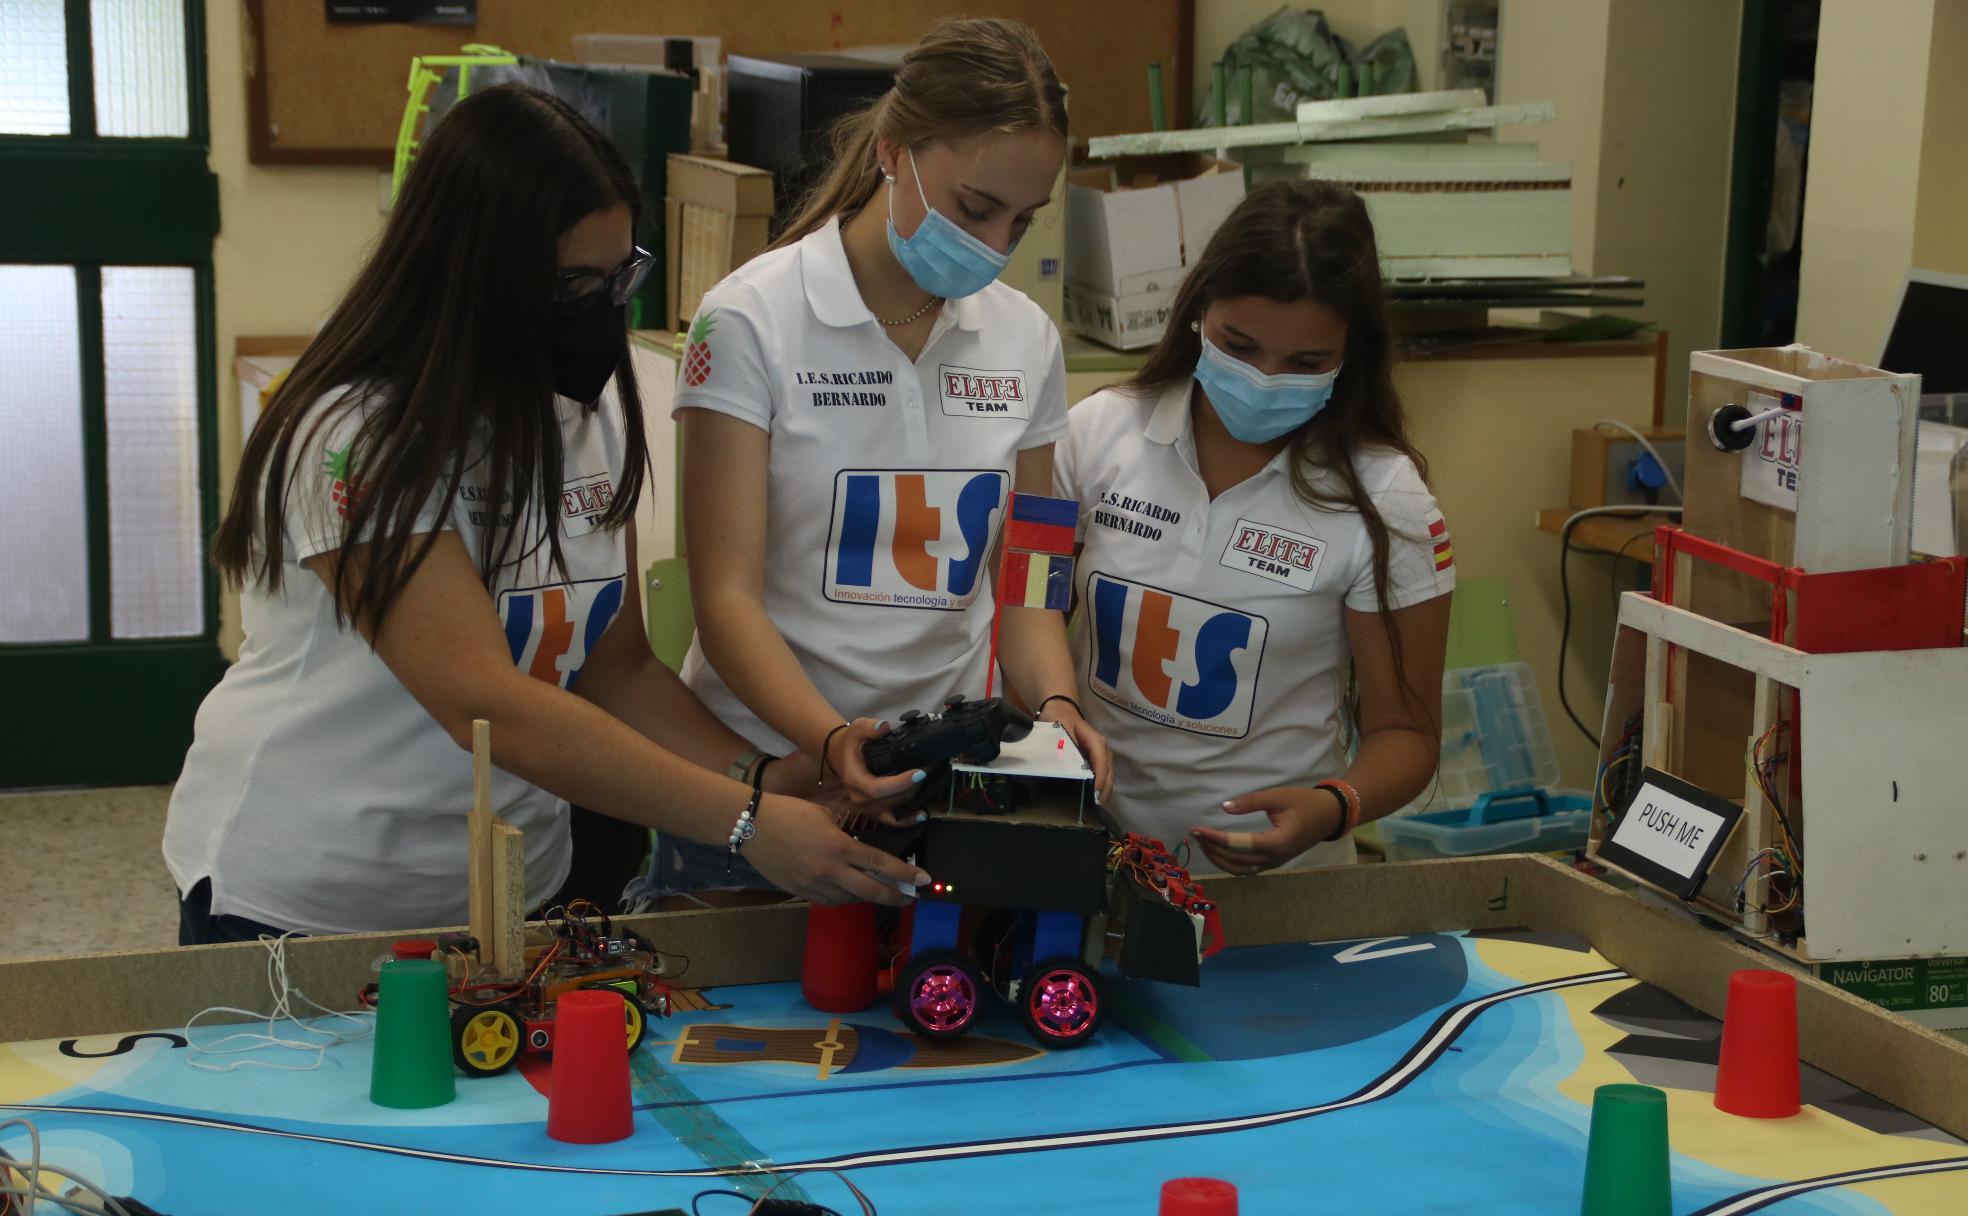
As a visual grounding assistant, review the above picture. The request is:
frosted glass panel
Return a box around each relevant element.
[0,266,89,643]
[92,0,189,137]
[0,0,71,135]
[103,266,202,638]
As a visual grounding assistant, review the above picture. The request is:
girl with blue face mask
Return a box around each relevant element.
[654,19,1113,908]
[1052,180,1455,878]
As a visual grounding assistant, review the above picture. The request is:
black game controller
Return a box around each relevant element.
[862,695,1035,776]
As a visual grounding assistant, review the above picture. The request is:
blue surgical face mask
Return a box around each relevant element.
[885,149,1012,300]
[1193,333,1342,444]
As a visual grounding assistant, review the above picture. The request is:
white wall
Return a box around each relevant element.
[1495,0,1610,274]
[1593,0,1739,396]
[208,2,384,652]
[1794,0,1934,362]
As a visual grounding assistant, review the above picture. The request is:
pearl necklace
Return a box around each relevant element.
[875,294,943,327]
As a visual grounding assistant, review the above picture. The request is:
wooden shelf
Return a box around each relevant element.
[1536,508,1674,562]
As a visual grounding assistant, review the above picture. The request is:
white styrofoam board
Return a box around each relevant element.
[1362,190,1571,259]
[1280,141,1542,165]
[952,718,1092,782]
[1791,371,1918,572]
[1795,645,1968,960]
[1293,88,1488,123]
[1293,161,1572,184]
[1087,103,1559,159]
[1377,254,1574,279]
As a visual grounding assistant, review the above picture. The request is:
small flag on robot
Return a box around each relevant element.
[998,493,1077,612]
[983,493,1079,697]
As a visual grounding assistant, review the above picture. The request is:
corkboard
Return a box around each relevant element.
[244,0,1194,164]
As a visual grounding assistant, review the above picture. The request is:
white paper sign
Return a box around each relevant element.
[1609,781,1730,880]
[1739,390,1802,512]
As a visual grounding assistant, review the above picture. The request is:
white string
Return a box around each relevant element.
[181,932,373,1073]
[0,1117,132,1216]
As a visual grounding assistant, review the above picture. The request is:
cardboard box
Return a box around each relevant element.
[999,164,1067,327]
[1063,282,1175,351]
[665,153,774,331]
[1064,154,1243,348]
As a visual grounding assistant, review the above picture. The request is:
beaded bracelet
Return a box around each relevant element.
[726,785,764,875]
[1313,778,1362,841]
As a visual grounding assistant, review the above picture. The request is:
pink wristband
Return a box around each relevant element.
[1313,779,1361,841]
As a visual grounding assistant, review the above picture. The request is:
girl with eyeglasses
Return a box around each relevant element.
[166,86,923,943]
[647,18,1112,907]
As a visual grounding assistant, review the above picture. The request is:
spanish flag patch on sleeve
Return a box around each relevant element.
[1426,508,1454,573]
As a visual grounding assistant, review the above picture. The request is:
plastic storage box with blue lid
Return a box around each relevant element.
[1375,662,1591,860]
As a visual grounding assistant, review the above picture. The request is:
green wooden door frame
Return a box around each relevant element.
[0,0,224,788]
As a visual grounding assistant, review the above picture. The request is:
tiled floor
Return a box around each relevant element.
[0,785,179,961]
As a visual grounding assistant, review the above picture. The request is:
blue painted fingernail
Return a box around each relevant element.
[915,811,928,823]
[912,770,927,784]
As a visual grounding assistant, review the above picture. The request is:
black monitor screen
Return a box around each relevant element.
[1881,275,1968,395]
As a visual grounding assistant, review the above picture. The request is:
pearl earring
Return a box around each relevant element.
[1189,320,1200,333]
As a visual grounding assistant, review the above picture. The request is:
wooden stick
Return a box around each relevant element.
[489,817,527,978]
[468,719,494,963]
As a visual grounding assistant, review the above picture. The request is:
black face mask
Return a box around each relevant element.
[551,301,627,406]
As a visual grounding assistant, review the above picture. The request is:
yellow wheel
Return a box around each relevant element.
[623,994,648,1055]
[451,1005,522,1076]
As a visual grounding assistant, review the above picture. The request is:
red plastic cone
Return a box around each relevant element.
[547,989,634,1144]
[1714,969,1801,1118]
[1160,1177,1238,1215]
[802,901,878,1013]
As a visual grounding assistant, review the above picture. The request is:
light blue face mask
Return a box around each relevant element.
[1193,333,1342,444]
[885,149,1012,300]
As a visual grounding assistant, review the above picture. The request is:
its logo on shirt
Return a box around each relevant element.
[1425,508,1454,572]
[1221,518,1326,591]
[1086,572,1268,737]
[499,575,625,690]
[939,365,1031,420]
[825,469,1008,610]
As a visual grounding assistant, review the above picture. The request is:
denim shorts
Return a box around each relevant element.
[621,832,782,912]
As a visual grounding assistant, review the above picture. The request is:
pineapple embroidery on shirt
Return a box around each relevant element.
[683,310,717,388]
[322,445,360,519]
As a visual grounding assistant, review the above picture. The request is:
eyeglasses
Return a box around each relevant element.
[555,246,654,316]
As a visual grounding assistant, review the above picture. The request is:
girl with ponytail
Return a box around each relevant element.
[650,18,1111,904]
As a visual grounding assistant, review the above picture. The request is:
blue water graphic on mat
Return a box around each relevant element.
[0,936,1931,1214]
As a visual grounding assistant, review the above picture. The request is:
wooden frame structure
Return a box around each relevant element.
[6,856,1965,1140]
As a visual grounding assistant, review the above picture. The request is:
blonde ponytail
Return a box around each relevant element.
[769,99,888,249]
[766,18,1068,251]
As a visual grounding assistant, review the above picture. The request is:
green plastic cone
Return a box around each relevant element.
[1581,1083,1671,1216]
[370,959,457,1109]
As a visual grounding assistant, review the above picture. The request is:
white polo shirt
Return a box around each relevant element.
[164,387,629,934]
[673,217,1070,752]
[1056,382,1455,873]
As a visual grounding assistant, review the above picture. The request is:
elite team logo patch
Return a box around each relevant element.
[1220,518,1326,591]
[938,365,1031,420]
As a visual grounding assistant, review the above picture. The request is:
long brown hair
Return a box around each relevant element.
[1128,179,1429,696]
[213,86,648,637]
[768,17,1068,248]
